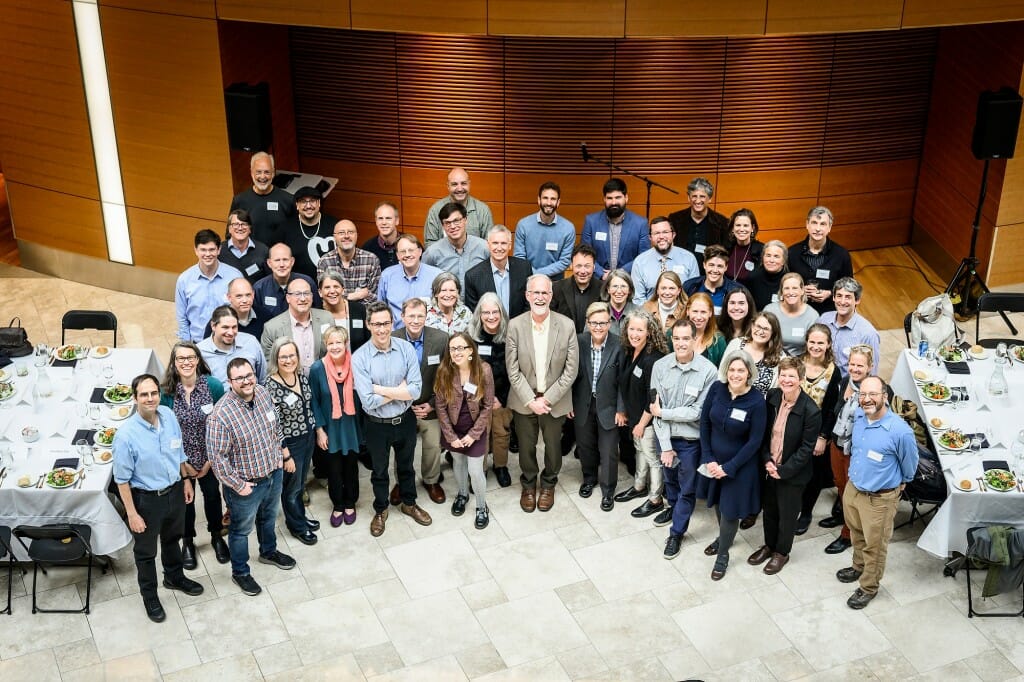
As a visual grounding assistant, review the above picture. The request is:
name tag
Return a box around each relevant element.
[545,242,558,251]
[730,408,746,421]
[266,411,277,423]
[427,354,440,366]
[284,392,299,407]
[695,244,706,254]
[320,323,331,334]
[633,365,643,378]
[772,294,779,303]
[684,384,699,397]
[200,404,213,415]
[263,296,276,307]
[245,263,260,276]
[464,382,478,394]
[352,319,364,329]
[170,438,182,450]
[744,260,755,271]
[479,344,492,356]
[267,201,279,211]
[713,306,722,316]
[792,327,804,338]
[867,449,884,462]
[595,232,608,242]
[841,346,851,358]
[815,268,830,280]
[671,265,687,275]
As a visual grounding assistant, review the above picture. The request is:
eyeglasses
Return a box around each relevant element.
[587,320,610,328]
[286,291,312,299]
[860,392,885,399]
[368,321,391,328]
[228,222,248,229]
[230,373,255,384]
[298,198,319,206]
[175,355,198,364]
[278,353,297,361]
[449,345,470,353]
[752,324,772,333]
[441,217,466,228]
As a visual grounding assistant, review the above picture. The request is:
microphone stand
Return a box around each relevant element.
[581,146,678,220]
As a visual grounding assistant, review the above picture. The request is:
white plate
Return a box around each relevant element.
[46,467,79,489]
[0,367,7,381]
[93,429,117,447]
[108,405,133,421]
[953,479,976,492]
[969,348,988,360]
[937,434,970,451]
[928,418,950,431]
[92,448,114,465]
[103,386,133,405]
[54,345,88,362]
[90,346,112,359]
[912,370,932,383]
[0,385,16,402]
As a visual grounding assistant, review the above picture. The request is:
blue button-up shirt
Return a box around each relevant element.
[112,405,185,490]
[631,246,700,305]
[819,311,881,378]
[848,407,919,493]
[352,337,422,418]
[197,331,267,385]
[491,261,511,313]
[377,262,443,328]
[423,235,489,291]
[175,262,243,341]
[513,212,576,279]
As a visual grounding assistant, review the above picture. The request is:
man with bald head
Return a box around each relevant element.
[229,152,296,245]
[205,277,265,341]
[423,167,493,247]
[316,219,381,303]
[253,243,319,322]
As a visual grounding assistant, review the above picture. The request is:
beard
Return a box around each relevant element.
[605,205,625,220]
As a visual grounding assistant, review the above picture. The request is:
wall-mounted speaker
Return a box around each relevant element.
[971,87,1022,160]
[224,82,273,152]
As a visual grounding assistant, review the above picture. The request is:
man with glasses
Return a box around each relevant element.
[353,302,432,536]
[424,202,490,292]
[207,358,297,596]
[818,277,880,378]
[282,186,339,281]
[507,274,579,512]
[571,302,624,511]
[377,234,443,328]
[630,217,699,305]
[253,243,320,322]
[176,229,244,342]
[836,376,917,609]
[198,306,266,385]
[316,219,381,302]
[261,279,334,373]
[229,152,296,245]
[362,201,402,270]
[424,167,493,247]
[218,209,269,284]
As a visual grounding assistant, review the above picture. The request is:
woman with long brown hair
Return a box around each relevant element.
[435,332,495,529]
[641,270,687,333]
[684,292,726,366]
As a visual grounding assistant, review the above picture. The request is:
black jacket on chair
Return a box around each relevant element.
[761,388,821,487]
[463,256,533,319]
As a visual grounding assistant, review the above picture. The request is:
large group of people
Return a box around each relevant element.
[112,152,918,623]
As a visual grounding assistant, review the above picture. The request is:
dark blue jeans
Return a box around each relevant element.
[223,468,282,576]
[282,433,314,533]
[662,437,701,536]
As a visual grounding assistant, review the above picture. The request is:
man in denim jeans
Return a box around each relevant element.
[207,357,296,596]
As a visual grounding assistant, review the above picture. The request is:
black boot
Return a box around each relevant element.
[211,535,230,564]
[182,538,198,571]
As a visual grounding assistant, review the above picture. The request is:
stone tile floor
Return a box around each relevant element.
[2,265,1024,681]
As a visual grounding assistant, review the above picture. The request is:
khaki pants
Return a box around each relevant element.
[842,482,899,595]
[633,425,663,502]
[416,418,442,484]
[513,411,565,489]
[489,407,513,468]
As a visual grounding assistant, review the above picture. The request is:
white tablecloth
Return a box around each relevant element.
[0,349,163,558]
[891,349,1024,557]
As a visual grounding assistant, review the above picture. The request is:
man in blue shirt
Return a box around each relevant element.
[377,234,443,328]
[353,301,431,536]
[818,277,881,378]
[514,181,576,281]
[631,216,699,305]
[580,178,650,280]
[175,229,243,342]
[836,376,918,610]
[113,374,203,623]
[197,306,266,385]
[423,202,489,291]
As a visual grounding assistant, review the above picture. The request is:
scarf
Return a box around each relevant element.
[322,351,356,418]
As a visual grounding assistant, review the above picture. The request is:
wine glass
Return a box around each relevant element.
[949,391,960,412]
[102,362,114,386]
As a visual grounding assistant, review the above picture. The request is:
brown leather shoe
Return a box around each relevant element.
[389,484,400,507]
[520,487,536,513]
[747,545,773,566]
[370,509,388,537]
[424,482,446,504]
[401,503,432,526]
[537,487,555,512]
[763,552,789,575]
[739,513,759,530]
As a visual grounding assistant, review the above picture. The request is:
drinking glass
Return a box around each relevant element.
[33,344,48,367]
[970,434,983,456]
[76,402,89,423]
[15,360,29,377]
[102,362,114,385]
[949,391,960,412]
[0,445,13,471]
[89,404,101,425]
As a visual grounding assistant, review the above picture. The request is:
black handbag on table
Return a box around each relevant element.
[0,317,33,359]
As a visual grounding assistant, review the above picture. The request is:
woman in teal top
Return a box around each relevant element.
[681,292,726,366]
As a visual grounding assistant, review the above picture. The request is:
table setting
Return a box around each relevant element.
[0,347,162,559]
[892,343,1024,558]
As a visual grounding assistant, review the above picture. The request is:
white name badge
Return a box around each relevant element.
[792,327,804,338]
[595,232,608,242]
[200,404,213,415]
[744,260,755,271]
[545,242,558,251]
[730,408,746,421]
[478,344,492,356]
[267,201,279,211]
[463,382,478,394]
[841,345,851,358]
[170,438,182,449]
[352,319,364,329]
[695,244,706,254]
[867,449,884,462]
[771,294,779,303]
[320,323,331,334]
[266,411,277,423]
[427,354,440,366]
[685,384,699,397]
[671,265,687,276]
[815,268,830,280]
[245,263,260,276]
[283,393,298,407]
[633,365,643,378]
[263,296,277,307]
[713,306,722,316]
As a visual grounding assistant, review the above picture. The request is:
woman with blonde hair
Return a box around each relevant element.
[684,292,726,366]
[764,272,819,356]
[642,270,687,333]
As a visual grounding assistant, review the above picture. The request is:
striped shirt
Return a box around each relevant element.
[206,384,284,493]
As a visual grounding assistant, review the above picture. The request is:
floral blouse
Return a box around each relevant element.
[425,303,471,335]
[263,374,315,441]
[170,377,217,469]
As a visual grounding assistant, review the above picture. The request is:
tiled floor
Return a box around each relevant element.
[2,264,1024,681]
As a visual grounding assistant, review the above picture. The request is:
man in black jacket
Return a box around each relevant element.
[787,206,853,315]
[464,225,532,318]
[551,244,602,334]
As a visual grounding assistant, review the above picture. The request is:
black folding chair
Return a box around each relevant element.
[964,526,1024,618]
[974,293,1024,348]
[0,526,13,615]
[13,524,94,614]
[61,310,118,347]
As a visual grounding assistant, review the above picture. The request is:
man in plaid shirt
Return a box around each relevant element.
[207,357,297,596]
[316,219,381,303]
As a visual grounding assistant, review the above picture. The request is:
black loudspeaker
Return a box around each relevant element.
[224,82,273,152]
[971,88,1022,160]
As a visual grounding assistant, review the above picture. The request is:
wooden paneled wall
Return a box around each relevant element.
[288,29,935,251]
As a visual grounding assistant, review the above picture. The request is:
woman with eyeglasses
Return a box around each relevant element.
[160,341,229,568]
[264,338,319,545]
[435,332,495,529]
[309,326,362,528]
[683,292,726,366]
[747,239,788,310]
[602,269,638,336]
[717,286,757,344]
[468,293,513,488]
[723,209,764,285]
[723,311,784,397]
[425,272,471,335]
[764,272,819,356]
[641,270,687,333]
[318,268,369,352]
[795,323,842,535]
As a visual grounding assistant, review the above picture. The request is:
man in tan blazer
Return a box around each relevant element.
[506,274,579,512]
[260,277,335,373]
